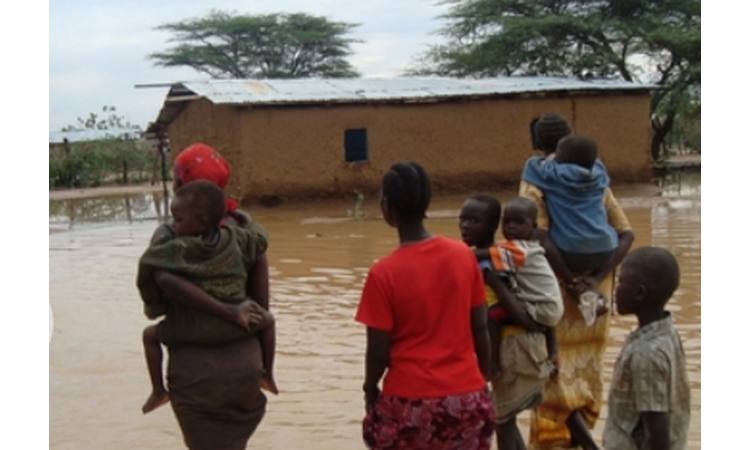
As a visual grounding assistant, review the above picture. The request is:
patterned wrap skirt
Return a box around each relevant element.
[363,389,495,450]
[529,274,614,449]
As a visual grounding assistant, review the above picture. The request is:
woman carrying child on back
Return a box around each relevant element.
[522,135,618,320]
[520,114,634,450]
[138,143,276,450]
[355,161,495,450]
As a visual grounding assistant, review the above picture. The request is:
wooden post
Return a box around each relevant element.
[158,130,170,220]
[122,159,129,184]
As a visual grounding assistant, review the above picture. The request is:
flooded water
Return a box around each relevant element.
[49,171,700,449]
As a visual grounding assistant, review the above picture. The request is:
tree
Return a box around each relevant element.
[62,105,141,136]
[415,0,700,160]
[52,106,152,188]
[149,10,360,79]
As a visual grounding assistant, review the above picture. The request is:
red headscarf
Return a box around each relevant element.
[173,143,239,213]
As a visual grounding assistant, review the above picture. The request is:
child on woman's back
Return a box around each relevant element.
[137,180,277,413]
[522,135,617,319]
[460,195,563,450]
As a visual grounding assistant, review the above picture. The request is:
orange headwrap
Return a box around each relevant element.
[173,143,239,213]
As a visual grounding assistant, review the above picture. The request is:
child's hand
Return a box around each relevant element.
[567,278,594,298]
[579,275,599,292]
[549,353,560,380]
[564,279,584,297]
[235,300,267,331]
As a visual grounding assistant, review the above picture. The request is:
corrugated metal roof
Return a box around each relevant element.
[49,128,141,144]
[146,76,654,132]
[175,76,653,105]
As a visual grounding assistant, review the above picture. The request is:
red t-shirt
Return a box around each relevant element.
[355,236,487,398]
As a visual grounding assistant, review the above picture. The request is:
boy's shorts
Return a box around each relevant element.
[490,326,555,424]
[559,249,615,275]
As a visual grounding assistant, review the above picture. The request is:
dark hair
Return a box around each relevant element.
[529,117,541,150]
[381,161,432,221]
[468,194,501,231]
[556,135,598,169]
[175,180,226,228]
[504,197,537,222]
[535,113,572,153]
[623,246,681,306]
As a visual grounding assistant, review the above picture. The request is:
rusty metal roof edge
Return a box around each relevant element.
[147,76,656,128]
[179,77,655,107]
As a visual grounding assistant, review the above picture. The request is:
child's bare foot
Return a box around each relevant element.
[142,390,170,414]
[260,375,279,395]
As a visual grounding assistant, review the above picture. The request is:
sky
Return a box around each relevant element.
[49,0,452,132]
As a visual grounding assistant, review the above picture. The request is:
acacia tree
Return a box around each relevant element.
[149,10,360,79]
[416,0,700,160]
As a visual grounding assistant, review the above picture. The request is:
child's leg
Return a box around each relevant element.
[141,324,170,414]
[496,415,524,450]
[511,418,527,450]
[566,409,600,450]
[258,321,278,395]
[250,305,279,395]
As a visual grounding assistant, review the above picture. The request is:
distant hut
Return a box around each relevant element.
[146,77,653,202]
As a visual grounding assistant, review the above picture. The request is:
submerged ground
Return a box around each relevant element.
[50,172,700,449]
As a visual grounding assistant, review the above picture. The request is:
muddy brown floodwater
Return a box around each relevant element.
[50,172,700,450]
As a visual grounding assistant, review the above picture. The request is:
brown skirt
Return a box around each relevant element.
[167,337,267,450]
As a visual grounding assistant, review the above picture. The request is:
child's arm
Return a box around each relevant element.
[483,269,543,332]
[153,270,269,331]
[641,412,670,450]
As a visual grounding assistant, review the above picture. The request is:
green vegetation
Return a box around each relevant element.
[415,0,700,160]
[50,106,165,189]
[49,140,161,188]
[149,10,360,78]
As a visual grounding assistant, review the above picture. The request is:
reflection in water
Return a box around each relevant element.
[49,174,701,450]
[49,192,169,230]
[656,169,701,198]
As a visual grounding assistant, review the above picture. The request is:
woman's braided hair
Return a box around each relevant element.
[381,161,432,221]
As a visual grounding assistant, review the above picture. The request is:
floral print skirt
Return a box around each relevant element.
[363,389,495,450]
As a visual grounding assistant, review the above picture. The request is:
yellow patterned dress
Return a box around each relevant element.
[519,181,632,450]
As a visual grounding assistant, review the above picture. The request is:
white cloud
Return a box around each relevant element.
[50,0,452,131]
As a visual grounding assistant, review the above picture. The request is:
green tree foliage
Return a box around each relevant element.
[416,0,700,160]
[50,106,158,189]
[149,10,361,78]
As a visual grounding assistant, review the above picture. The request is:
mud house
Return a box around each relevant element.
[146,77,653,201]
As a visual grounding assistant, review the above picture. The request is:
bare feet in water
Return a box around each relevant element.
[142,390,170,414]
[260,375,279,395]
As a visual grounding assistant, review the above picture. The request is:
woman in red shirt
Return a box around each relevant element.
[356,161,495,450]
